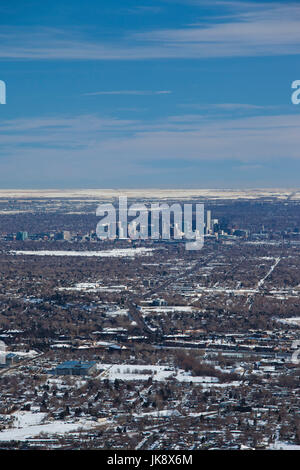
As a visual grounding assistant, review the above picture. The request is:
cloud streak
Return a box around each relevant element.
[1,108,299,186]
[83,90,172,96]
[1,111,299,161]
[1,3,300,60]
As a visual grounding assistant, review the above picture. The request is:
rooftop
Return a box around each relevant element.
[56,360,96,370]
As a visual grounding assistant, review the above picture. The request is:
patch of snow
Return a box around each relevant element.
[10,248,154,258]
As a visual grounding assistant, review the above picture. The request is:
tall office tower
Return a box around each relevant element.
[174,222,183,239]
[206,210,212,234]
[16,231,28,241]
[63,230,71,241]
[118,220,125,239]
[212,218,219,233]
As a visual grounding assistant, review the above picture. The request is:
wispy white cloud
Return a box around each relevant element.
[1,108,300,186]
[1,3,300,60]
[83,90,172,96]
[1,111,299,166]
[123,6,163,15]
[179,103,270,111]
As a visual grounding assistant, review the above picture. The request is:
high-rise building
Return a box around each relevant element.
[63,230,71,241]
[206,210,211,234]
[16,231,28,241]
[212,218,219,233]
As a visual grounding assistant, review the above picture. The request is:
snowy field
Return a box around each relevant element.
[105,308,129,317]
[10,248,154,258]
[98,363,240,387]
[0,188,297,200]
[133,410,181,419]
[277,317,300,327]
[2,349,38,358]
[58,282,128,293]
[0,410,103,442]
[141,306,195,315]
[268,441,300,450]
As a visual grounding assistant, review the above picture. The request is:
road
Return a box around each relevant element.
[126,250,218,339]
[0,352,45,376]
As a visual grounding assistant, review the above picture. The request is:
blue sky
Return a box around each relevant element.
[0,0,300,188]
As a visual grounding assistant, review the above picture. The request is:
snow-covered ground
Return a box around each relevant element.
[175,372,219,384]
[13,411,47,428]
[1,349,39,360]
[142,306,194,313]
[0,188,296,200]
[58,282,128,293]
[277,317,300,327]
[133,409,181,419]
[257,257,280,289]
[106,308,129,317]
[195,287,256,295]
[0,410,103,442]
[98,363,173,381]
[10,248,154,258]
[98,363,240,387]
[268,441,300,450]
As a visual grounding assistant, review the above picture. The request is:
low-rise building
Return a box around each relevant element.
[51,360,97,376]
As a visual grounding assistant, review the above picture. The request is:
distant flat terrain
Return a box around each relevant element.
[0,188,300,200]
